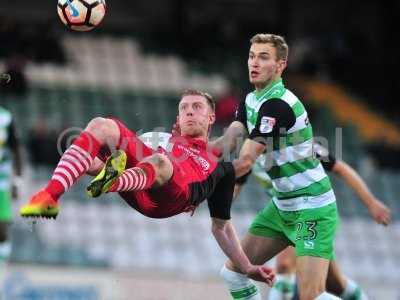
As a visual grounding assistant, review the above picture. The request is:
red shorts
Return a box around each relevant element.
[100,118,190,218]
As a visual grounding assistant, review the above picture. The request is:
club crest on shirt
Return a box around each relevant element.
[259,116,276,134]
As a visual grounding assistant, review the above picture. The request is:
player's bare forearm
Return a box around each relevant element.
[333,160,375,206]
[212,218,275,285]
[333,160,391,225]
[232,156,253,178]
[232,138,266,178]
[211,218,252,274]
[210,121,247,154]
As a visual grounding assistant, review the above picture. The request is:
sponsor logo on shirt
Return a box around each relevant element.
[176,145,210,172]
[189,147,200,154]
[195,156,210,171]
[259,116,276,134]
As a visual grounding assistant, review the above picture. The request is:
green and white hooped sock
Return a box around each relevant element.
[267,274,296,300]
[220,265,261,300]
[341,278,367,300]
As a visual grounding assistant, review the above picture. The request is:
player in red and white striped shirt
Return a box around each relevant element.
[19,89,276,286]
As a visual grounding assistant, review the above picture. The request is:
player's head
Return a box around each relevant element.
[178,89,216,139]
[248,33,288,90]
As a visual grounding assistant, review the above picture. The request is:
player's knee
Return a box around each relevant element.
[85,117,118,144]
[86,117,110,133]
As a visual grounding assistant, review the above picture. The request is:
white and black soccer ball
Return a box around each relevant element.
[57,0,106,31]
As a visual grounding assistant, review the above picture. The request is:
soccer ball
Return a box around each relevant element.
[57,0,106,31]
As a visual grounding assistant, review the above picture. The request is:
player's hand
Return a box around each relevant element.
[246,265,275,286]
[368,199,391,226]
[171,116,181,137]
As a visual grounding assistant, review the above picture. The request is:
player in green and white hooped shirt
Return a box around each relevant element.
[216,34,341,300]
[0,106,22,298]
[234,143,391,300]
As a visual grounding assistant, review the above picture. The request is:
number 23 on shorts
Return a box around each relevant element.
[295,221,318,241]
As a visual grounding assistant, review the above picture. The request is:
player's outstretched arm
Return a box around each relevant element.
[211,218,275,286]
[232,138,266,178]
[332,160,391,225]
[210,121,248,154]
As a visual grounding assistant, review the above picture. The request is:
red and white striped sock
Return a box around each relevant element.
[45,131,101,200]
[109,162,156,192]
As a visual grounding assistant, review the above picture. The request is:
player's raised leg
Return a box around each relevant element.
[87,152,174,197]
[20,117,120,218]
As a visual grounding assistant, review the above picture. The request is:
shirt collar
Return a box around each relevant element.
[170,136,208,149]
[254,77,283,100]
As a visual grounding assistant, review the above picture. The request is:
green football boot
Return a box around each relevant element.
[86,150,127,198]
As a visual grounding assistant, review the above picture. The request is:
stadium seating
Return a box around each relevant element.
[19,36,229,95]
[1,88,180,137]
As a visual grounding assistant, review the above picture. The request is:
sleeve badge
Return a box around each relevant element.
[259,116,276,133]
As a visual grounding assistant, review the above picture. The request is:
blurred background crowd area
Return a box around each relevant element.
[1,0,400,299]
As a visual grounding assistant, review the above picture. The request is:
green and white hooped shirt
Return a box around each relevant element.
[236,79,336,211]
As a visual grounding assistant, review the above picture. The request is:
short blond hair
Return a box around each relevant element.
[180,89,215,112]
[250,33,289,61]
